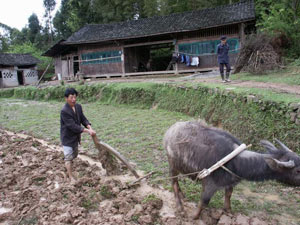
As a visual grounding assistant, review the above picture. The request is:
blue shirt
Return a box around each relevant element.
[217,43,230,64]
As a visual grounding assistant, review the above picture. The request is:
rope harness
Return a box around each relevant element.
[149,144,250,183]
[149,164,242,183]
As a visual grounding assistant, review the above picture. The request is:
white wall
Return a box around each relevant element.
[23,69,38,85]
[1,70,18,87]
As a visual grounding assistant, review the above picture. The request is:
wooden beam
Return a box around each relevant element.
[197,144,251,180]
[124,40,173,48]
[83,67,218,78]
[174,44,179,75]
[121,46,125,77]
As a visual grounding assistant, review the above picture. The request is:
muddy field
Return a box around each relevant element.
[0,129,285,224]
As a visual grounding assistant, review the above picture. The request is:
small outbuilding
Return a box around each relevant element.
[43,0,256,79]
[0,53,40,88]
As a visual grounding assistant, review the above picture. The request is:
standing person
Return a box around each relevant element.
[217,36,231,82]
[60,88,96,183]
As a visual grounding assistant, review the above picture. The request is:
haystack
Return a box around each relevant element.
[234,33,282,74]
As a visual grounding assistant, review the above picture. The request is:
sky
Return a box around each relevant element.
[0,0,61,30]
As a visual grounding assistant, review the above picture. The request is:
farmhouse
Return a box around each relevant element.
[43,0,255,79]
[0,53,40,88]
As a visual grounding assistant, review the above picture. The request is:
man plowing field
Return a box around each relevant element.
[60,88,96,183]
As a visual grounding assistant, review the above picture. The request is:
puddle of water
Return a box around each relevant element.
[14,133,28,139]
[54,181,60,189]
[0,207,12,215]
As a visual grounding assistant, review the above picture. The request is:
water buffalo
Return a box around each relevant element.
[163,121,300,219]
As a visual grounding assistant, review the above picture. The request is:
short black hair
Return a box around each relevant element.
[64,88,78,97]
[220,36,227,40]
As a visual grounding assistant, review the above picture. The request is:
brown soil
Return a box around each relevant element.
[197,78,300,96]
[0,130,277,224]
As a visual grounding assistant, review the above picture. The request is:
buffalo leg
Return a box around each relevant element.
[224,186,233,211]
[193,180,218,220]
[170,169,184,212]
[173,177,184,212]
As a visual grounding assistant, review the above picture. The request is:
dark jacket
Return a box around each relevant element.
[217,43,230,64]
[60,103,91,148]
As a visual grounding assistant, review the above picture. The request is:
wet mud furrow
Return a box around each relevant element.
[0,129,275,224]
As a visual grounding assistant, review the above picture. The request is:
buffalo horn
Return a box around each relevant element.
[275,139,293,152]
[273,158,295,168]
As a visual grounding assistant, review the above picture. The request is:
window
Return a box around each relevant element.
[178,38,239,55]
[81,50,122,65]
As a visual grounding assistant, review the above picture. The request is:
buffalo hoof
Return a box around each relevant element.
[192,214,200,220]
[223,207,231,213]
[179,191,185,199]
[192,208,202,220]
[175,206,186,218]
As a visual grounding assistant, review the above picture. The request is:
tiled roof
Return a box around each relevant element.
[0,53,40,66]
[65,0,255,44]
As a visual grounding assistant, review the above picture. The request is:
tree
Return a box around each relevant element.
[8,42,52,70]
[53,0,73,39]
[0,23,29,48]
[28,13,41,43]
[141,0,158,18]
[256,0,300,57]
[55,0,143,33]
[0,23,12,52]
[158,0,239,15]
[43,0,56,43]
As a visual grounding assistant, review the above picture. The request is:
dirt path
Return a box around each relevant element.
[0,130,278,224]
[194,78,300,96]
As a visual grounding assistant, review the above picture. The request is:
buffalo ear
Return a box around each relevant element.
[264,157,295,171]
[264,157,280,171]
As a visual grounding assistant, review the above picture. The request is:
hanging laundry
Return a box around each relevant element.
[191,56,199,66]
[180,54,186,63]
[186,55,191,66]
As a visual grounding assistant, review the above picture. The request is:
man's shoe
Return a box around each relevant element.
[222,80,226,83]
[225,79,231,82]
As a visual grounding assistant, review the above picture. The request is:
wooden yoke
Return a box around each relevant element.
[92,135,140,178]
[197,144,251,180]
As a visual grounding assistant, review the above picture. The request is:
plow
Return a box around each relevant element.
[91,134,250,184]
[91,135,155,185]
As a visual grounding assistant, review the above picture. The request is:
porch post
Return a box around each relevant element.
[121,47,125,77]
[239,23,246,47]
[174,41,179,75]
